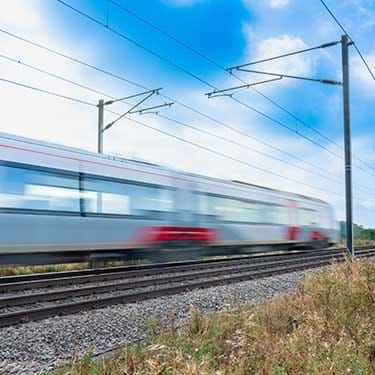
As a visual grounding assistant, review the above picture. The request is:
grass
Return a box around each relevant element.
[52,258,375,375]
[0,259,151,277]
[354,239,375,246]
[0,263,89,277]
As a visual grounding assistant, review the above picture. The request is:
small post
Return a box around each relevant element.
[97,99,104,154]
[341,34,354,256]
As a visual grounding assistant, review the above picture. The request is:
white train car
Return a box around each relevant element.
[0,132,339,264]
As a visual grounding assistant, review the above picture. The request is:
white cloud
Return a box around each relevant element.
[242,33,317,84]
[352,52,375,97]
[0,0,41,30]
[269,0,290,8]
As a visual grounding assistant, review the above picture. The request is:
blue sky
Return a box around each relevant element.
[0,0,374,226]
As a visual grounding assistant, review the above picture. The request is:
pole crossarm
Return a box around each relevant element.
[236,68,342,86]
[97,87,173,153]
[102,89,165,132]
[205,77,282,98]
[103,88,161,105]
[227,40,341,72]
[129,102,174,115]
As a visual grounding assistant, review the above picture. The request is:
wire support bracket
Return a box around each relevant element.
[235,68,342,86]
[206,77,283,98]
[227,40,341,72]
[130,102,174,115]
[101,88,173,132]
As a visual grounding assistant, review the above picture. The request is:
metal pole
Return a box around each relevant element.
[97,99,104,154]
[341,34,354,256]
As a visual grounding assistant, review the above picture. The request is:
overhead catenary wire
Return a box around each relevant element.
[2,14,374,185]
[3,29,375,186]
[0,53,118,100]
[0,75,342,197]
[110,0,342,146]
[108,2,345,147]
[319,0,375,81]
[157,113,343,184]
[102,0,375,175]
[55,0,351,161]
[0,50,347,185]
[55,0,215,90]
[0,28,342,178]
[0,76,96,107]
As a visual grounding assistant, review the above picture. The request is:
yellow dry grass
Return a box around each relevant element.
[53,258,375,375]
[0,263,88,277]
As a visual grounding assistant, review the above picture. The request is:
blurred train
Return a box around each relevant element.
[0,131,339,265]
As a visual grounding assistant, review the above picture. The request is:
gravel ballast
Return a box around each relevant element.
[0,267,335,374]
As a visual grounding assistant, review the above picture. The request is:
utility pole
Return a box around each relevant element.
[209,38,354,254]
[96,91,173,155]
[97,99,104,154]
[341,34,354,256]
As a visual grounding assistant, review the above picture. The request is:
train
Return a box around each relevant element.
[0,131,339,265]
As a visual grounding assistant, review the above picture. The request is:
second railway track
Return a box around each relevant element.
[0,247,373,328]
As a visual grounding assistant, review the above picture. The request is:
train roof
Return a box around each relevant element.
[0,131,328,205]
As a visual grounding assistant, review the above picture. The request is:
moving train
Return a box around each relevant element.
[0,131,339,265]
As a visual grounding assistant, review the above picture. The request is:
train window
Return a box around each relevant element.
[0,164,80,212]
[258,204,288,224]
[196,193,259,223]
[298,208,318,226]
[272,206,288,225]
[82,179,130,215]
[196,193,288,224]
[82,177,174,215]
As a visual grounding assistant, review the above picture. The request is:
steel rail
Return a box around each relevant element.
[0,247,355,292]
[0,249,373,309]
[0,249,373,327]
[0,248,325,284]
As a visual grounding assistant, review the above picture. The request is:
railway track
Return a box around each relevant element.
[0,246,369,291]
[0,246,373,327]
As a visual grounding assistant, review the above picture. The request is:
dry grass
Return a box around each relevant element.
[354,239,375,246]
[0,259,147,277]
[0,263,89,277]
[53,258,375,375]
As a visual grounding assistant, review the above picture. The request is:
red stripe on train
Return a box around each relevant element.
[135,226,219,245]
[287,226,300,240]
[309,230,326,240]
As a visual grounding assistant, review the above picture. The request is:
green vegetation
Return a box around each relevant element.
[355,224,375,242]
[53,258,375,374]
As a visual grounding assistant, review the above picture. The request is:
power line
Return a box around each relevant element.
[108,2,346,151]
[121,115,339,196]
[109,0,226,72]
[0,6,372,198]
[0,74,342,197]
[157,113,342,183]
[0,53,118,100]
[0,76,96,107]
[319,0,375,81]
[230,96,344,159]
[103,0,375,175]
[0,29,148,91]
[0,29,340,178]
[3,25,374,183]
[1,50,344,183]
[55,0,349,161]
[56,0,215,89]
